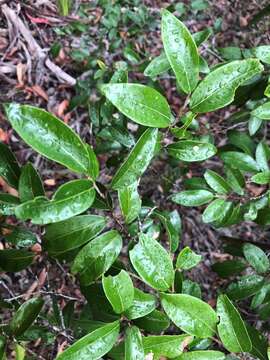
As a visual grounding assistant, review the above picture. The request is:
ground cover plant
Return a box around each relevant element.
[1,1,270,359]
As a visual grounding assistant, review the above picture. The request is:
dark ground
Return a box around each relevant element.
[0,1,270,359]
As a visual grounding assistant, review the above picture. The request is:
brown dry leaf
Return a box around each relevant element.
[0,177,18,196]
[16,63,26,86]
[0,128,10,142]
[31,85,49,102]
[57,341,68,356]
[57,99,69,118]
[24,280,39,300]
[38,268,47,289]
[31,243,42,253]
[239,16,248,27]
[246,183,265,196]
[44,178,56,186]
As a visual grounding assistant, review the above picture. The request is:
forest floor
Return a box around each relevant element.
[0,0,269,359]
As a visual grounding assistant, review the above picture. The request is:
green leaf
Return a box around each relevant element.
[44,215,106,256]
[252,102,270,120]
[143,335,193,359]
[217,294,252,352]
[102,270,134,314]
[246,324,268,360]
[125,326,144,360]
[15,179,95,225]
[144,53,171,78]
[0,194,20,215]
[72,230,122,286]
[129,233,174,291]
[118,182,141,224]
[243,243,270,273]
[18,163,44,202]
[155,209,182,252]
[226,274,264,300]
[168,140,217,162]
[253,45,270,64]
[202,199,233,225]
[124,288,157,320]
[221,151,260,173]
[15,344,25,360]
[203,170,231,194]
[134,309,170,334]
[0,249,34,272]
[190,59,264,113]
[5,103,90,174]
[111,128,158,190]
[193,28,212,46]
[225,166,245,195]
[176,247,202,270]
[161,9,199,93]
[161,293,218,338]
[85,145,99,180]
[0,142,20,189]
[256,141,270,172]
[4,226,38,248]
[176,350,225,360]
[9,297,44,336]
[172,190,214,206]
[182,279,201,298]
[228,130,255,156]
[100,84,171,128]
[212,259,246,278]
[251,171,270,184]
[56,321,120,360]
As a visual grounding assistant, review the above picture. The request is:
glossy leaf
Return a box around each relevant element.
[125,326,144,360]
[221,151,260,173]
[56,321,119,360]
[252,102,270,120]
[118,182,141,224]
[0,142,20,189]
[44,215,106,256]
[72,230,122,286]
[0,249,34,272]
[102,270,134,314]
[243,243,270,273]
[161,293,218,338]
[253,45,270,64]
[155,209,182,252]
[217,294,252,352]
[172,190,214,206]
[168,140,217,162]
[15,179,95,225]
[226,274,264,300]
[111,128,158,190]
[246,324,268,360]
[100,83,171,128]
[85,145,99,180]
[4,226,38,248]
[144,53,171,78]
[5,103,90,174]
[143,334,193,359]
[176,246,202,270]
[161,9,199,93]
[129,233,174,291]
[190,59,263,113]
[256,141,270,172]
[182,279,201,299]
[18,163,44,202]
[0,194,20,215]
[202,199,233,225]
[203,170,231,194]
[9,297,44,336]
[251,171,270,184]
[134,309,170,334]
[124,288,157,320]
[225,166,245,195]
[177,351,225,360]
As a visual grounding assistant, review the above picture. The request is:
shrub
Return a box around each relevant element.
[1,8,270,360]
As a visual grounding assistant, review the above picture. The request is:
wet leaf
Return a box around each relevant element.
[177,350,225,359]
[15,179,95,224]
[111,128,158,190]
[203,170,231,194]
[56,321,119,360]
[212,259,246,278]
[9,297,44,336]
[176,247,202,270]
[0,249,34,272]
[161,9,199,93]
[243,243,270,273]
[226,274,264,300]
[171,190,214,206]
[161,293,218,338]
[134,309,170,334]
[100,84,171,128]
[5,104,90,174]
[129,233,174,291]
[124,288,157,320]
[144,52,171,78]
[0,141,20,189]
[118,182,141,224]
[44,215,106,256]
[221,151,260,173]
[18,163,44,202]
[168,140,217,162]
[72,230,122,286]
[125,326,144,360]
[190,59,263,113]
[217,294,251,352]
[102,270,134,314]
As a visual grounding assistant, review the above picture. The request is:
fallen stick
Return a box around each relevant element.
[1,4,76,86]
